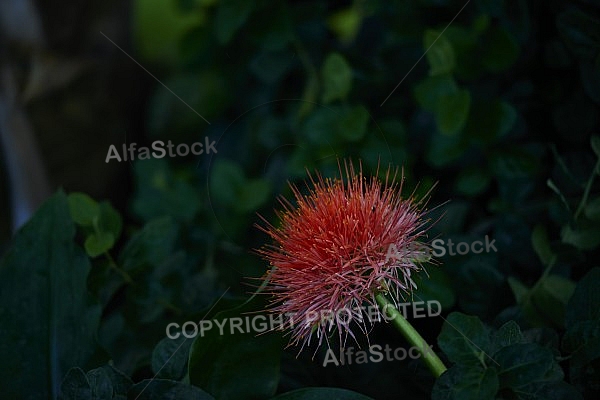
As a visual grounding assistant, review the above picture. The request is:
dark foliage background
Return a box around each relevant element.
[1,0,599,399]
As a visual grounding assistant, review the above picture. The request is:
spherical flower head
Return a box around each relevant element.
[255,161,432,352]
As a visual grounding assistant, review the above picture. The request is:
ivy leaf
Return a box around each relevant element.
[152,335,193,380]
[495,343,564,394]
[432,365,499,400]
[438,312,493,366]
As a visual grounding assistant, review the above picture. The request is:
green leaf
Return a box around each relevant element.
[98,202,123,239]
[435,88,471,136]
[119,216,179,272]
[492,321,524,352]
[531,275,576,328]
[454,168,491,196]
[271,388,374,399]
[531,225,555,266]
[327,7,363,44]
[432,365,499,400]
[495,343,564,392]
[59,365,133,399]
[133,159,202,222]
[508,277,529,304]
[85,368,114,399]
[0,192,101,399]
[133,0,206,64]
[68,192,100,226]
[321,52,353,103]
[561,224,600,250]
[424,29,456,76]
[565,267,600,326]
[215,0,255,44]
[58,368,92,400]
[584,196,600,220]
[235,179,271,213]
[129,379,215,399]
[414,75,459,113]
[84,232,115,258]
[152,335,193,380]
[464,100,517,142]
[438,312,493,366]
[591,135,600,157]
[188,300,284,399]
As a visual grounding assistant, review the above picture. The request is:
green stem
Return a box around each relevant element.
[375,292,447,378]
[574,157,600,220]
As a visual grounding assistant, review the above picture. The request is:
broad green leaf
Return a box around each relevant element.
[152,335,193,380]
[495,343,564,392]
[85,368,113,399]
[188,300,284,399]
[531,225,555,266]
[58,368,92,400]
[0,192,101,399]
[84,232,115,258]
[424,29,456,76]
[59,365,133,399]
[129,379,215,399]
[271,387,374,399]
[565,267,600,326]
[432,365,499,400]
[215,0,255,44]
[68,192,100,226]
[98,202,123,239]
[321,52,353,103]
[438,312,493,366]
[492,321,524,352]
[435,88,471,135]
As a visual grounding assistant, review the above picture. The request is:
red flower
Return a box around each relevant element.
[255,161,432,352]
